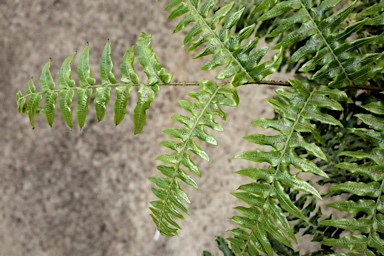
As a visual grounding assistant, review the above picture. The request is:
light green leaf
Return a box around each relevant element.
[76,88,92,129]
[100,40,116,85]
[253,222,273,256]
[40,58,55,92]
[26,77,36,94]
[320,218,371,233]
[277,168,322,199]
[368,232,384,252]
[120,46,139,84]
[16,90,26,114]
[328,199,376,215]
[274,181,306,221]
[177,167,198,189]
[94,87,111,122]
[134,84,155,134]
[59,89,74,129]
[44,91,58,127]
[362,101,384,115]
[27,93,43,129]
[236,167,275,183]
[77,43,96,87]
[355,114,384,131]
[329,181,381,198]
[238,183,271,198]
[58,53,76,89]
[323,235,367,250]
[136,32,172,85]
[265,198,296,242]
[114,85,133,126]
[235,150,280,166]
[259,214,293,249]
[335,162,384,181]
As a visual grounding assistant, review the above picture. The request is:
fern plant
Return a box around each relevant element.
[15,0,384,255]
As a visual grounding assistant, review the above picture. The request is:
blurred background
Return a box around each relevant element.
[0,1,281,255]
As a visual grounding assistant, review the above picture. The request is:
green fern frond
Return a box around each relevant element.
[166,0,282,86]
[257,0,384,88]
[227,79,349,255]
[150,80,238,236]
[16,32,172,131]
[320,97,384,255]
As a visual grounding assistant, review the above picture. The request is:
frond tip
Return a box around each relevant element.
[16,32,172,132]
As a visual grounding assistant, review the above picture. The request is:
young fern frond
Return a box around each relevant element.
[227,80,349,256]
[166,0,282,86]
[150,81,239,236]
[16,32,172,132]
[319,94,384,254]
[257,0,384,88]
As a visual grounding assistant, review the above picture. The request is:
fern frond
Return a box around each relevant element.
[150,80,238,236]
[227,79,349,255]
[16,32,172,131]
[257,0,384,88]
[166,0,282,86]
[320,96,384,254]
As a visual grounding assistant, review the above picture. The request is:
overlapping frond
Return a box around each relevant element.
[16,33,172,132]
[256,0,384,88]
[319,95,384,255]
[166,0,282,86]
[227,79,349,255]
[150,81,239,236]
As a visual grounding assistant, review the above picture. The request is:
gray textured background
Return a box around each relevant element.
[0,1,289,255]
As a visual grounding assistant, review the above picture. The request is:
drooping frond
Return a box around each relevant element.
[256,0,384,88]
[150,81,239,236]
[16,32,172,132]
[319,93,384,255]
[166,0,282,86]
[226,79,349,256]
